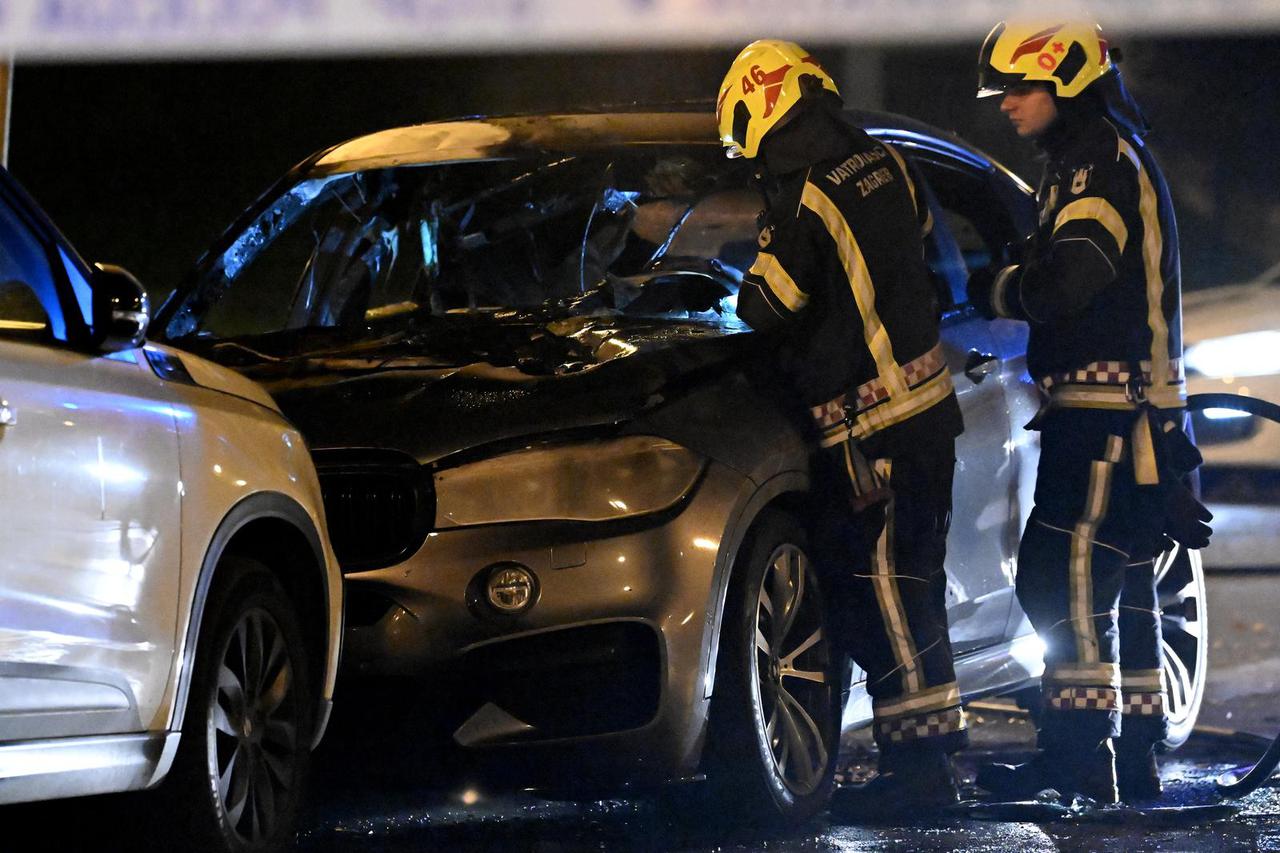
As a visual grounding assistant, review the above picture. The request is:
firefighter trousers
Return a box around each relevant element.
[817,438,967,757]
[1017,408,1170,752]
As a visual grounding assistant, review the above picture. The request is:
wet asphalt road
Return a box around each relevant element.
[9,571,1280,851]
[290,715,1280,853]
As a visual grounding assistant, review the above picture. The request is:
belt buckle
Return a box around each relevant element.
[1125,373,1149,404]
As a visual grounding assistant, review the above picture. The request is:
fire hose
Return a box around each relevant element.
[1183,393,1280,798]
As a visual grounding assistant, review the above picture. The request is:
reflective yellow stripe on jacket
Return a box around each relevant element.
[1118,138,1183,409]
[800,181,955,438]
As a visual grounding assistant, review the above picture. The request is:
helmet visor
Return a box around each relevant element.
[976,21,1009,98]
[977,68,1028,98]
[726,101,753,159]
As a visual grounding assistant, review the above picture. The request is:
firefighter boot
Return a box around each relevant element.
[1115,738,1162,801]
[1116,727,1167,794]
[1115,717,1165,801]
[977,740,1119,804]
[829,747,960,823]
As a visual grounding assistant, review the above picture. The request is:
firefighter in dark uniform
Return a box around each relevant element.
[966,21,1211,803]
[716,40,966,813]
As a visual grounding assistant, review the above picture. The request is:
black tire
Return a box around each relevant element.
[702,509,842,827]
[1157,545,1208,751]
[163,557,315,852]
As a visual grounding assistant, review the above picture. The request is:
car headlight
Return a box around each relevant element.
[1185,331,1280,378]
[433,435,704,527]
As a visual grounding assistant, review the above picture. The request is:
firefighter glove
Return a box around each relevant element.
[966,265,1000,319]
[1161,478,1213,551]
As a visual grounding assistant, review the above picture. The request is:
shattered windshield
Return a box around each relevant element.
[163,149,760,345]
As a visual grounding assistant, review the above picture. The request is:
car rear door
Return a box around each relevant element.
[899,141,1039,652]
[0,179,182,742]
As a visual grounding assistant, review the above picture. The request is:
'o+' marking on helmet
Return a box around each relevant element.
[1010,24,1064,63]
[1038,53,1058,71]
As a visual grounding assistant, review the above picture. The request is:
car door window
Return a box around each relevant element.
[914,156,1026,310]
[0,195,67,342]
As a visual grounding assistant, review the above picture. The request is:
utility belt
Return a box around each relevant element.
[1033,358,1211,554]
[809,343,953,447]
[1037,359,1186,412]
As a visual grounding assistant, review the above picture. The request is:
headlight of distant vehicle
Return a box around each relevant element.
[434,435,705,527]
[1185,331,1280,379]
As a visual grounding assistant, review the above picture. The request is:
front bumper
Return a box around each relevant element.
[340,459,755,785]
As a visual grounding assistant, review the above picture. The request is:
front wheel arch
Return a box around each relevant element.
[171,492,331,738]
[699,507,842,827]
[702,473,810,707]
[162,556,316,852]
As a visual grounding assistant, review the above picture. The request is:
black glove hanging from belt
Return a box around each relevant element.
[1130,395,1213,553]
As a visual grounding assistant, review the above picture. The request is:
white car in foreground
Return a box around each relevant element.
[0,165,343,851]
[1184,261,1280,569]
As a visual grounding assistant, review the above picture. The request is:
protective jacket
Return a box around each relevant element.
[737,125,963,457]
[737,117,968,757]
[985,112,1186,411]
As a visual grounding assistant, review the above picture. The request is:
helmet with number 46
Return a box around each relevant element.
[716,39,840,159]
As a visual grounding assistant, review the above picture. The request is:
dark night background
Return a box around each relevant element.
[6,37,1279,305]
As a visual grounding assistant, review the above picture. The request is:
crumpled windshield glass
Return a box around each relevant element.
[163,148,760,344]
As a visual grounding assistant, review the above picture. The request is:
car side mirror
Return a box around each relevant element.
[91,263,150,352]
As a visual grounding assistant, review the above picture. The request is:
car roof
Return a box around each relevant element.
[305,109,1000,176]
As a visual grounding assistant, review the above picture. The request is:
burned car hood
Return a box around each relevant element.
[196,314,756,465]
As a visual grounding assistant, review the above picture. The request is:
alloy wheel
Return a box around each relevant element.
[208,606,300,845]
[752,543,835,796]
[1156,545,1208,746]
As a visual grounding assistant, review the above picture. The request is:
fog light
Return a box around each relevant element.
[485,563,538,614]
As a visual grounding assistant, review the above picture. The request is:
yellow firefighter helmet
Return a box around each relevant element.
[716,40,840,159]
[978,20,1115,99]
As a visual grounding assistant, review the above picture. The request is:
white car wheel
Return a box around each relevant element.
[1157,546,1208,751]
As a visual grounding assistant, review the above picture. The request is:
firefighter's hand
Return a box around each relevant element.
[679,276,728,313]
[1163,479,1213,551]
[965,265,1000,319]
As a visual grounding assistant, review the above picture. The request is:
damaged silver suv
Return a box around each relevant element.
[154,111,1207,825]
